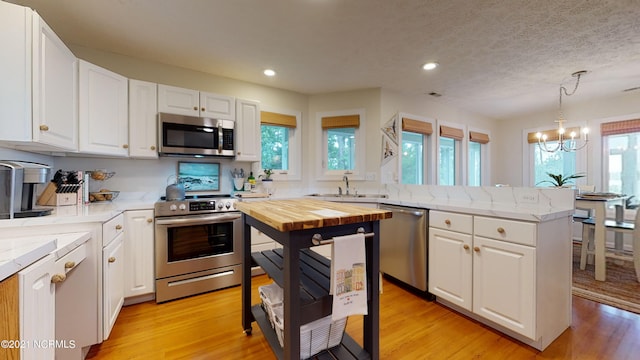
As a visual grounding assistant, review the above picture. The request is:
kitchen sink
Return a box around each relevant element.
[306,193,388,199]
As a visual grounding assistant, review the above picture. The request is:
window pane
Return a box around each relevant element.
[261,124,289,170]
[439,137,456,185]
[533,141,577,186]
[468,141,481,186]
[605,132,639,198]
[327,127,356,170]
[401,131,424,184]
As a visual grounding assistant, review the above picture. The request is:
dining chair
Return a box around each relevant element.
[580,208,640,282]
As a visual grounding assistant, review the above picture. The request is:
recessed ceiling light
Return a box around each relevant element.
[422,62,439,71]
[263,69,276,77]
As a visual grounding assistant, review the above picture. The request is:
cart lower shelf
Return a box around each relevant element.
[250,304,370,360]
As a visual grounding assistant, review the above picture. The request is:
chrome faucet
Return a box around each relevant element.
[343,175,350,195]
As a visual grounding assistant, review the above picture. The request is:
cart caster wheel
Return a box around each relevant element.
[244,328,252,335]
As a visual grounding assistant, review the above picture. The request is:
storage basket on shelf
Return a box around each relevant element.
[258,282,284,329]
[272,305,347,360]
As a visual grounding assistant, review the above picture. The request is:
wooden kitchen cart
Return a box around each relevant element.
[237,199,391,360]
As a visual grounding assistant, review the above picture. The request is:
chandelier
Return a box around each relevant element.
[536,70,589,152]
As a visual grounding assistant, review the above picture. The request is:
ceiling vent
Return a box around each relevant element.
[428,92,442,97]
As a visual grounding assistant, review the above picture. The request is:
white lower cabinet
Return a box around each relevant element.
[429,210,571,350]
[103,214,125,340]
[124,210,155,300]
[19,254,56,360]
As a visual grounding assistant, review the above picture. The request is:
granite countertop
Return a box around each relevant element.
[0,231,91,281]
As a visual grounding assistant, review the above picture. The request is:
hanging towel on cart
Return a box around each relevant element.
[330,233,368,320]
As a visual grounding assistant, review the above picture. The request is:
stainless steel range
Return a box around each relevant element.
[154,195,242,303]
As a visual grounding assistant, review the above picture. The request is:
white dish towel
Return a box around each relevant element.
[330,233,368,321]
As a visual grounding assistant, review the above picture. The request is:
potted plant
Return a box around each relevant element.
[536,172,585,187]
[259,169,274,181]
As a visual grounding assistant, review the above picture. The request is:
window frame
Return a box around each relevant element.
[317,108,366,180]
[466,127,491,186]
[436,120,464,186]
[259,105,302,181]
[522,124,587,187]
[397,113,435,185]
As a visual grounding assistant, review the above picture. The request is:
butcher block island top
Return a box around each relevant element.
[236,198,392,232]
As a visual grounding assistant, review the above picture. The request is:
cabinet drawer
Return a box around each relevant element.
[474,216,536,246]
[54,243,87,275]
[430,211,473,234]
[103,214,124,247]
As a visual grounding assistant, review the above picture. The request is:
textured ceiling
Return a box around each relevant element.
[9,0,640,120]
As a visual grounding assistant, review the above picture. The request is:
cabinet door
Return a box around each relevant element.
[157,84,199,117]
[124,210,155,298]
[128,79,158,158]
[200,91,235,120]
[428,228,473,311]
[79,60,129,156]
[0,1,31,143]
[235,98,261,161]
[472,236,535,339]
[103,233,125,340]
[32,14,78,151]
[19,255,55,360]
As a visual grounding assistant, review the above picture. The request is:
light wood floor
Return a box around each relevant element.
[86,275,640,359]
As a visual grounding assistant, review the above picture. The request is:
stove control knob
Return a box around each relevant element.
[217,202,224,210]
[232,202,237,210]
[225,202,231,209]
[169,204,178,211]
[179,204,187,211]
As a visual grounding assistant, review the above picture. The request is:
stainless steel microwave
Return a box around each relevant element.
[158,113,235,157]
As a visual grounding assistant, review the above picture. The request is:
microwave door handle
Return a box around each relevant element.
[218,123,223,154]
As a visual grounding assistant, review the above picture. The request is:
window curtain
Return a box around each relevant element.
[439,125,463,140]
[402,117,433,135]
[261,111,297,128]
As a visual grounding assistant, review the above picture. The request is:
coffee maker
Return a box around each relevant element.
[0,161,52,219]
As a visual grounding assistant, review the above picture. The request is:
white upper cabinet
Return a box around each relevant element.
[79,60,129,156]
[128,79,158,158]
[235,98,261,162]
[0,2,78,151]
[158,84,235,120]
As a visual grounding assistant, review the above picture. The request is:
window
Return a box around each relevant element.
[468,141,481,186]
[468,130,490,186]
[260,108,302,180]
[402,131,424,184]
[400,116,433,185]
[438,124,463,185]
[318,109,365,179]
[532,142,577,186]
[602,119,640,200]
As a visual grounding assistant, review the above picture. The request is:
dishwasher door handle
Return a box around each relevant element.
[383,207,424,217]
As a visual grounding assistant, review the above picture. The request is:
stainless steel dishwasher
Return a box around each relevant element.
[379,204,433,299]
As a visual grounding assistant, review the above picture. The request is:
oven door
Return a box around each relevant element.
[155,212,242,279]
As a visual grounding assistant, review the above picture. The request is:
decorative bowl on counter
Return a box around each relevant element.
[89,190,120,202]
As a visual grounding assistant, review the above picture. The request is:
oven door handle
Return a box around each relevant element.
[155,213,241,226]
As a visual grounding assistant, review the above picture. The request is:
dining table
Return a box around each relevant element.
[575,193,628,281]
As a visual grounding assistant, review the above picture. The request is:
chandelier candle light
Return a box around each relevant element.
[536,70,589,152]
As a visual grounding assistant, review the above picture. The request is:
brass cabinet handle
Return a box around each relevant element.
[463,244,470,250]
[497,227,505,234]
[193,106,198,110]
[39,124,49,131]
[150,145,156,150]
[474,246,480,252]
[123,144,129,149]
[51,274,66,283]
[201,107,205,112]
[115,225,123,230]
[444,219,451,225]
[64,261,75,269]
[147,218,153,223]
[108,257,116,263]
